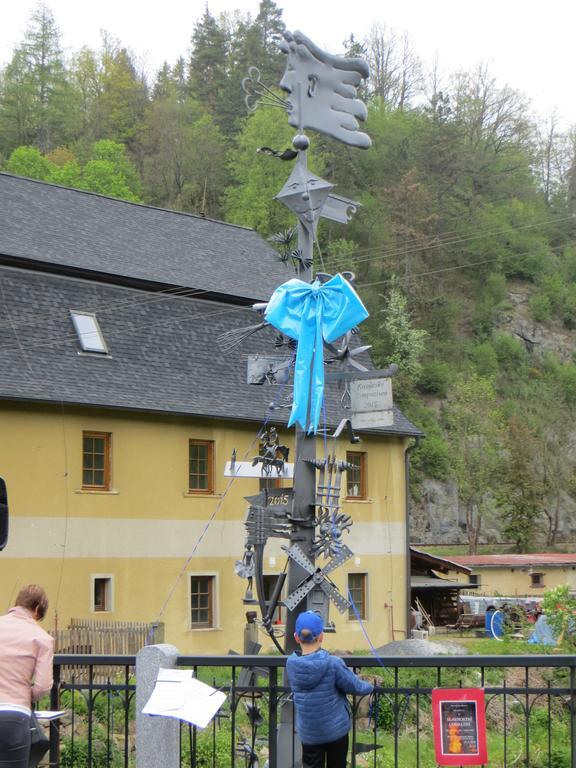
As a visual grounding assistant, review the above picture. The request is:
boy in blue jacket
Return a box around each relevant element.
[286,610,375,768]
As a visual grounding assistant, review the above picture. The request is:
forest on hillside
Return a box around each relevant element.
[2,2,576,553]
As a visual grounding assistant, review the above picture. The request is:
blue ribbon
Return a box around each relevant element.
[265,273,369,433]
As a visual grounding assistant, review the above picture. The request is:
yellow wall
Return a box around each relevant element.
[0,402,410,654]
[462,566,576,597]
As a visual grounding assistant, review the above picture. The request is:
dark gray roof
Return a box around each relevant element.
[0,265,422,437]
[0,172,292,302]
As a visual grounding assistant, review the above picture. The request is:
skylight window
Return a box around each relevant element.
[70,311,108,354]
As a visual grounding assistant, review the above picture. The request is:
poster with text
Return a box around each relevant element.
[432,689,487,765]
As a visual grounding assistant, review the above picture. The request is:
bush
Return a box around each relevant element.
[529,292,552,322]
[469,342,499,378]
[492,333,529,371]
[412,434,451,480]
[417,360,451,396]
[562,284,576,329]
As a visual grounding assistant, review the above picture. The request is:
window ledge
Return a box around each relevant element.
[76,489,119,495]
[182,492,222,499]
[343,498,373,504]
[188,627,222,632]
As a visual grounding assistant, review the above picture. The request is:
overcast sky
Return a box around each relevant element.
[1,0,575,126]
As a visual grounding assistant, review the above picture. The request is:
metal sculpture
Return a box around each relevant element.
[282,543,353,614]
[232,31,372,665]
[251,427,289,476]
[277,31,371,149]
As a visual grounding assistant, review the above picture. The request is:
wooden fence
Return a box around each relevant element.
[52,617,164,655]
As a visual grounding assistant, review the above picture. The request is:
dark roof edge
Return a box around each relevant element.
[0,254,257,306]
[0,172,256,233]
[0,395,422,438]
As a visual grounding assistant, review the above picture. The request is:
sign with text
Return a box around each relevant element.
[350,377,393,429]
[432,689,487,766]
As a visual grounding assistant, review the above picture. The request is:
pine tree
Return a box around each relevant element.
[188,9,229,120]
[0,3,78,154]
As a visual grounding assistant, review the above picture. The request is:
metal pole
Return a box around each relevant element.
[283,151,316,654]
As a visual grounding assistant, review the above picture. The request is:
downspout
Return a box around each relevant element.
[404,436,421,637]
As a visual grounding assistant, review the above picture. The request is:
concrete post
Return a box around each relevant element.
[136,644,180,768]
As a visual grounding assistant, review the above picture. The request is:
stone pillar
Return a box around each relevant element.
[136,644,180,768]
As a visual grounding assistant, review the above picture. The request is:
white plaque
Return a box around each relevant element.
[350,377,394,429]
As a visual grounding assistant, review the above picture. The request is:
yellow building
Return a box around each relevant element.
[0,173,421,654]
[450,554,576,598]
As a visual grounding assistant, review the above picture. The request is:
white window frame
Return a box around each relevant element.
[70,310,108,354]
[91,574,115,613]
[188,572,219,630]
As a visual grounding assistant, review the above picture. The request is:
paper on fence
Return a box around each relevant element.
[142,669,226,729]
[142,668,193,712]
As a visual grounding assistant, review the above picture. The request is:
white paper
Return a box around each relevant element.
[142,669,226,729]
[35,711,67,720]
[142,668,193,712]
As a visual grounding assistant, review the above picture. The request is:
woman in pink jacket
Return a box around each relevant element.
[0,585,54,768]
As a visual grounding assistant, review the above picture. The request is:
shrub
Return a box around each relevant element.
[417,360,451,396]
[492,333,529,371]
[529,292,551,322]
[412,434,451,480]
[469,342,499,378]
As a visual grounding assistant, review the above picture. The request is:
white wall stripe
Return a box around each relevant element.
[2,518,406,559]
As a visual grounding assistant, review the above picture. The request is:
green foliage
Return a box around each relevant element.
[222,107,315,235]
[6,145,51,179]
[542,585,576,648]
[529,291,552,322]
[468,341,499,378]
[417,360,451,396]
[492,333,529,372]
[378,285,428,383]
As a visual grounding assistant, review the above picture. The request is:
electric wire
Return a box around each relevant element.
[147,359,295,645]
[2,237,574,358]
[0,207,572,339]
[322,211,576,271]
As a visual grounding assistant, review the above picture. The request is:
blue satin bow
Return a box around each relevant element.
[265,273,369,433]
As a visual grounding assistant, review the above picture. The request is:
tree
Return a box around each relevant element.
[6,145,51,179]
[188,9,229,121]
[0,4,78,154]
[79,139,142,200]
[364,24,422,109]
[496,416,544,552]
[444,373,502,553]
[222,106,314,235]
[143,97,227,215]
[377,283,428,384]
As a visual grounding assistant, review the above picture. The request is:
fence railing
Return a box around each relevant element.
[48,653,576,768]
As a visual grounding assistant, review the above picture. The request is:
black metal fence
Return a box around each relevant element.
[48,653,576,767]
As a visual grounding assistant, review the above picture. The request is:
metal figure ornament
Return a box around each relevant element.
[251,427,289,476]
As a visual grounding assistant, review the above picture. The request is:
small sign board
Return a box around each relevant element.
[350,377,393,429]
[247,355,291,385]
[224,461,294,479]
[432,689,487,766]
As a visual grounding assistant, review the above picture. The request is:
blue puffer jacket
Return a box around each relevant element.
[286,649,373,745]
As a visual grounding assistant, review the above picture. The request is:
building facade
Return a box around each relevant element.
[0,173,421,653]
[450,554,576,598]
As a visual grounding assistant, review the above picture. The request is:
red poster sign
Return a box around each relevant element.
[432,689,487,765]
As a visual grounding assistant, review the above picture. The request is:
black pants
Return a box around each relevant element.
[302,734,348,768]
[0,711,31,768]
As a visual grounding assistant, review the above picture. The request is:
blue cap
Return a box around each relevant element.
[295,611,323,642]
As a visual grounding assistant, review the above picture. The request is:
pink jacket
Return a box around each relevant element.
[0,606,54,708]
